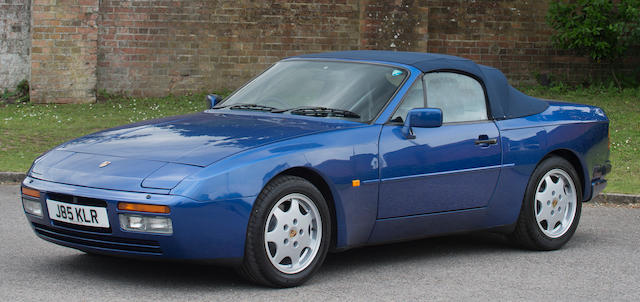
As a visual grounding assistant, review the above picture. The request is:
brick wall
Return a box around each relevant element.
[359,0,429,51]
[0,0,30,90]
[30,0,99,103]
[97,0,361,97]
[424,0,609,85]
[22,0,637,103]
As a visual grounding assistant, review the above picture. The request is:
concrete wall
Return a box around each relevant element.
[0,0,30,91]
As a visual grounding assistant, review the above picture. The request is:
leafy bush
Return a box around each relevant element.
[0,80,30,104]
[547,0,640,87]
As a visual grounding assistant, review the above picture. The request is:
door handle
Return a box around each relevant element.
[475,135,497,145]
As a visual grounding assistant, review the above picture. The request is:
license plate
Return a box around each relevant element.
[46,199,110,228]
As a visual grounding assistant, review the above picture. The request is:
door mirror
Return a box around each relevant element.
[206,94,223,109]
[402,108,443,139]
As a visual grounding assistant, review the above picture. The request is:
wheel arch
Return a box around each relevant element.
[276,167,339,250]
[542,149,586,198]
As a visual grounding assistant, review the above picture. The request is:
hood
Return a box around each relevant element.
[29,111,360,192]
[57,111,360,166]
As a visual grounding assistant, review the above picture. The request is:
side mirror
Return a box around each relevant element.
[401,108,443,139]
[206,94,223,109]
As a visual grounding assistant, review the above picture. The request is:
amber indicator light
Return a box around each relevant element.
[352,180,361,187]
[118,202,170,214]
[21,186,41,198]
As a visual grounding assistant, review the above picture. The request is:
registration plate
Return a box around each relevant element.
[46,199,110,228]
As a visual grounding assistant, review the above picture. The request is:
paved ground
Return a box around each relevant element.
[2,184,639,301]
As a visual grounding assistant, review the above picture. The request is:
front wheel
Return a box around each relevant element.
[510,156,582,250]
[239,175,331,287]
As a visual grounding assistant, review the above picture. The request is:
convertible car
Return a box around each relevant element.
[21,51,610,287]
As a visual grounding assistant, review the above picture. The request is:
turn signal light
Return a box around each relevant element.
[118,202,170,214]
[21,186,41,198]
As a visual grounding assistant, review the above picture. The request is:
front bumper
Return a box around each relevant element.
[21,176,252,263]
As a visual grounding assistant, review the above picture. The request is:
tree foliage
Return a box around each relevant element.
[547,0,640,63]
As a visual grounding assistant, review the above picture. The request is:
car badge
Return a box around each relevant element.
[98,161,111,168]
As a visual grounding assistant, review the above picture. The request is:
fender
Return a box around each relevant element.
[172,125,382,249]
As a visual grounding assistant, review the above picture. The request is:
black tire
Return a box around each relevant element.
[510,156,583,251]
[239,175,331,287]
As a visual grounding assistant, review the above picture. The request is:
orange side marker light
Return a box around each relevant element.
[352,180,360,187]
[21,187,41,198]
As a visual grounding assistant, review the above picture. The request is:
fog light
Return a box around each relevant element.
[22,198,43,217]
[119,213,172,234]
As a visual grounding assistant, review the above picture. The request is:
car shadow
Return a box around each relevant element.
[43,231,528,289]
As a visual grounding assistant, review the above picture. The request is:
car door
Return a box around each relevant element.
[378,72,502,218]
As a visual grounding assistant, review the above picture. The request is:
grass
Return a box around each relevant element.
[0,87,638,194]
[0,93,209,172]
[522,86,640,195]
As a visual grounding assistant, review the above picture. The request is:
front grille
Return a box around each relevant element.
[32,223,163,255]
[52,220,112,233]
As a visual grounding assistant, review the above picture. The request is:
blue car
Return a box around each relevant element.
[21,51,610,287]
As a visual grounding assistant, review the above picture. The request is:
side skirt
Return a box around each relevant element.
[367,207,490,245]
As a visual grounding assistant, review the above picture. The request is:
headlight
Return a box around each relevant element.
[119,214,173,234]
[23,198,43,217]
[21,186,43,217]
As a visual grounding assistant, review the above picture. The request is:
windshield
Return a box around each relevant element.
[220,60,408,122]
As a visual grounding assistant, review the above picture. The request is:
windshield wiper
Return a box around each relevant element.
[214,103,282,113]
[285,106,361,119]
[214,103,361,119]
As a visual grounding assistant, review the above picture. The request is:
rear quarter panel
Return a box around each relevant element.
[492,101,609,225]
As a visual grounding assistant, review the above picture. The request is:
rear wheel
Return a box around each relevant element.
[510,156,582,250]
[239,175,330,287]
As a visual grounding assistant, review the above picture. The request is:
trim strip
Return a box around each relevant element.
[381,164,508,183]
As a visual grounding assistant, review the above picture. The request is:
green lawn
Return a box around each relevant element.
[523,86,640,194]
[1,88,638,194]
[0,93,208,172]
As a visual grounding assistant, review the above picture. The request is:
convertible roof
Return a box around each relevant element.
[292,50,548,120]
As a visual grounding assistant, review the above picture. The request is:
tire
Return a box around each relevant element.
[510,156,582,251]
[239,175,331,287]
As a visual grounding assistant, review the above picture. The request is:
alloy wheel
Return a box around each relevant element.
[264,193,322,274]
[534,168,577,238]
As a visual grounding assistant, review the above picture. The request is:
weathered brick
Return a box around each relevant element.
[93,0,362,96]
[30,0,98,103]
[5,0,637,102]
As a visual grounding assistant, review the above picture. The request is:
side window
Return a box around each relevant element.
[390,77,425,123]
[425,72,487,123]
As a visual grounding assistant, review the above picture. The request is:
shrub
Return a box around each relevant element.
[547,0,640,88]
[0,80,30,104]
